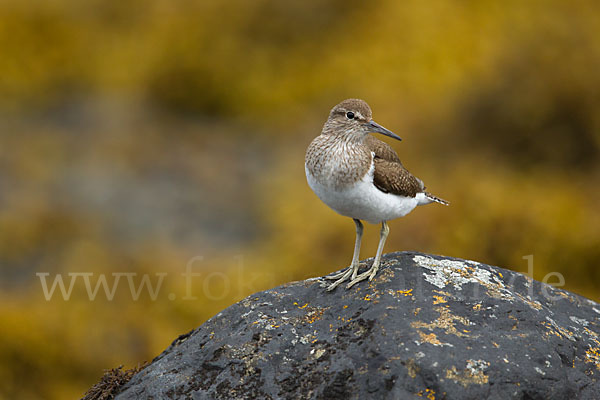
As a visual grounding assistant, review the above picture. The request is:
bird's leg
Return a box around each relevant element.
[350,219,364,280]
[368,221,389,280]
[346,221,389,289]
[326,219,363,291]
[325,219,363,280]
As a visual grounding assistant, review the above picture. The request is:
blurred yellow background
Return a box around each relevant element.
[1,0,599,398]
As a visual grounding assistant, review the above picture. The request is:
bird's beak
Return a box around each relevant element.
[366,120,402,141]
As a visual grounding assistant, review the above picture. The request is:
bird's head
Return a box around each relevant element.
[322,98,401,142]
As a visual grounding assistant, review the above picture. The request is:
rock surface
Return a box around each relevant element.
[116,252,600,399]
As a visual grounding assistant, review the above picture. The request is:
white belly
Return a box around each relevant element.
[305,165,420,224]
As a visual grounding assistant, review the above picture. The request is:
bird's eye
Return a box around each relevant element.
[346,111,355,120]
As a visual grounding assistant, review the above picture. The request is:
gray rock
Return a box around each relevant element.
[116,252,600,399]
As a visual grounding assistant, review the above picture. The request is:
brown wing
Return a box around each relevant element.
[364,135,401,163]
[372,158,424,197]
[365,135,425,197]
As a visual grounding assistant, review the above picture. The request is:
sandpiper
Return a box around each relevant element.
[305,99,448,291]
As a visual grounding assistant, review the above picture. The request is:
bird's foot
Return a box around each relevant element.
[324,268,351,280]
[325,260,365,283]
[326,268,354,291]
[346,264,379,289]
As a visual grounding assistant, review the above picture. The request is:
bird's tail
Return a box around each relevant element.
[425,192,449,206]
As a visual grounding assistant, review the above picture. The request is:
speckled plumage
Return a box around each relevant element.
[305,134,371,191]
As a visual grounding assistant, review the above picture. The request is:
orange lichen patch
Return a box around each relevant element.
[411,305,474,339]
[417,331,444,346]
[492,341,499,348]
[458,265,476,276]
[361,283,388,304]
[584,336,600,370]
[541,320,575,341]
[433,295,447,305]
[416,388,436,399]
[414,307,421,316]
[385,288,413,300]
[273,304,329,326]
[541,321,562,339]
[445,360,490,387]
[584,327,599,338]
[472,303,482,311]
[250,313,281,331]
[302,307,325,324]
[293,302,309,309]
[388,288,413,297]
[585,346,600,370]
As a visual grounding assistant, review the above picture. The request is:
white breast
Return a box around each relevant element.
[305,159,420,224]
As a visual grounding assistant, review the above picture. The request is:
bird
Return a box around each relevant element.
[305,98,448,291]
